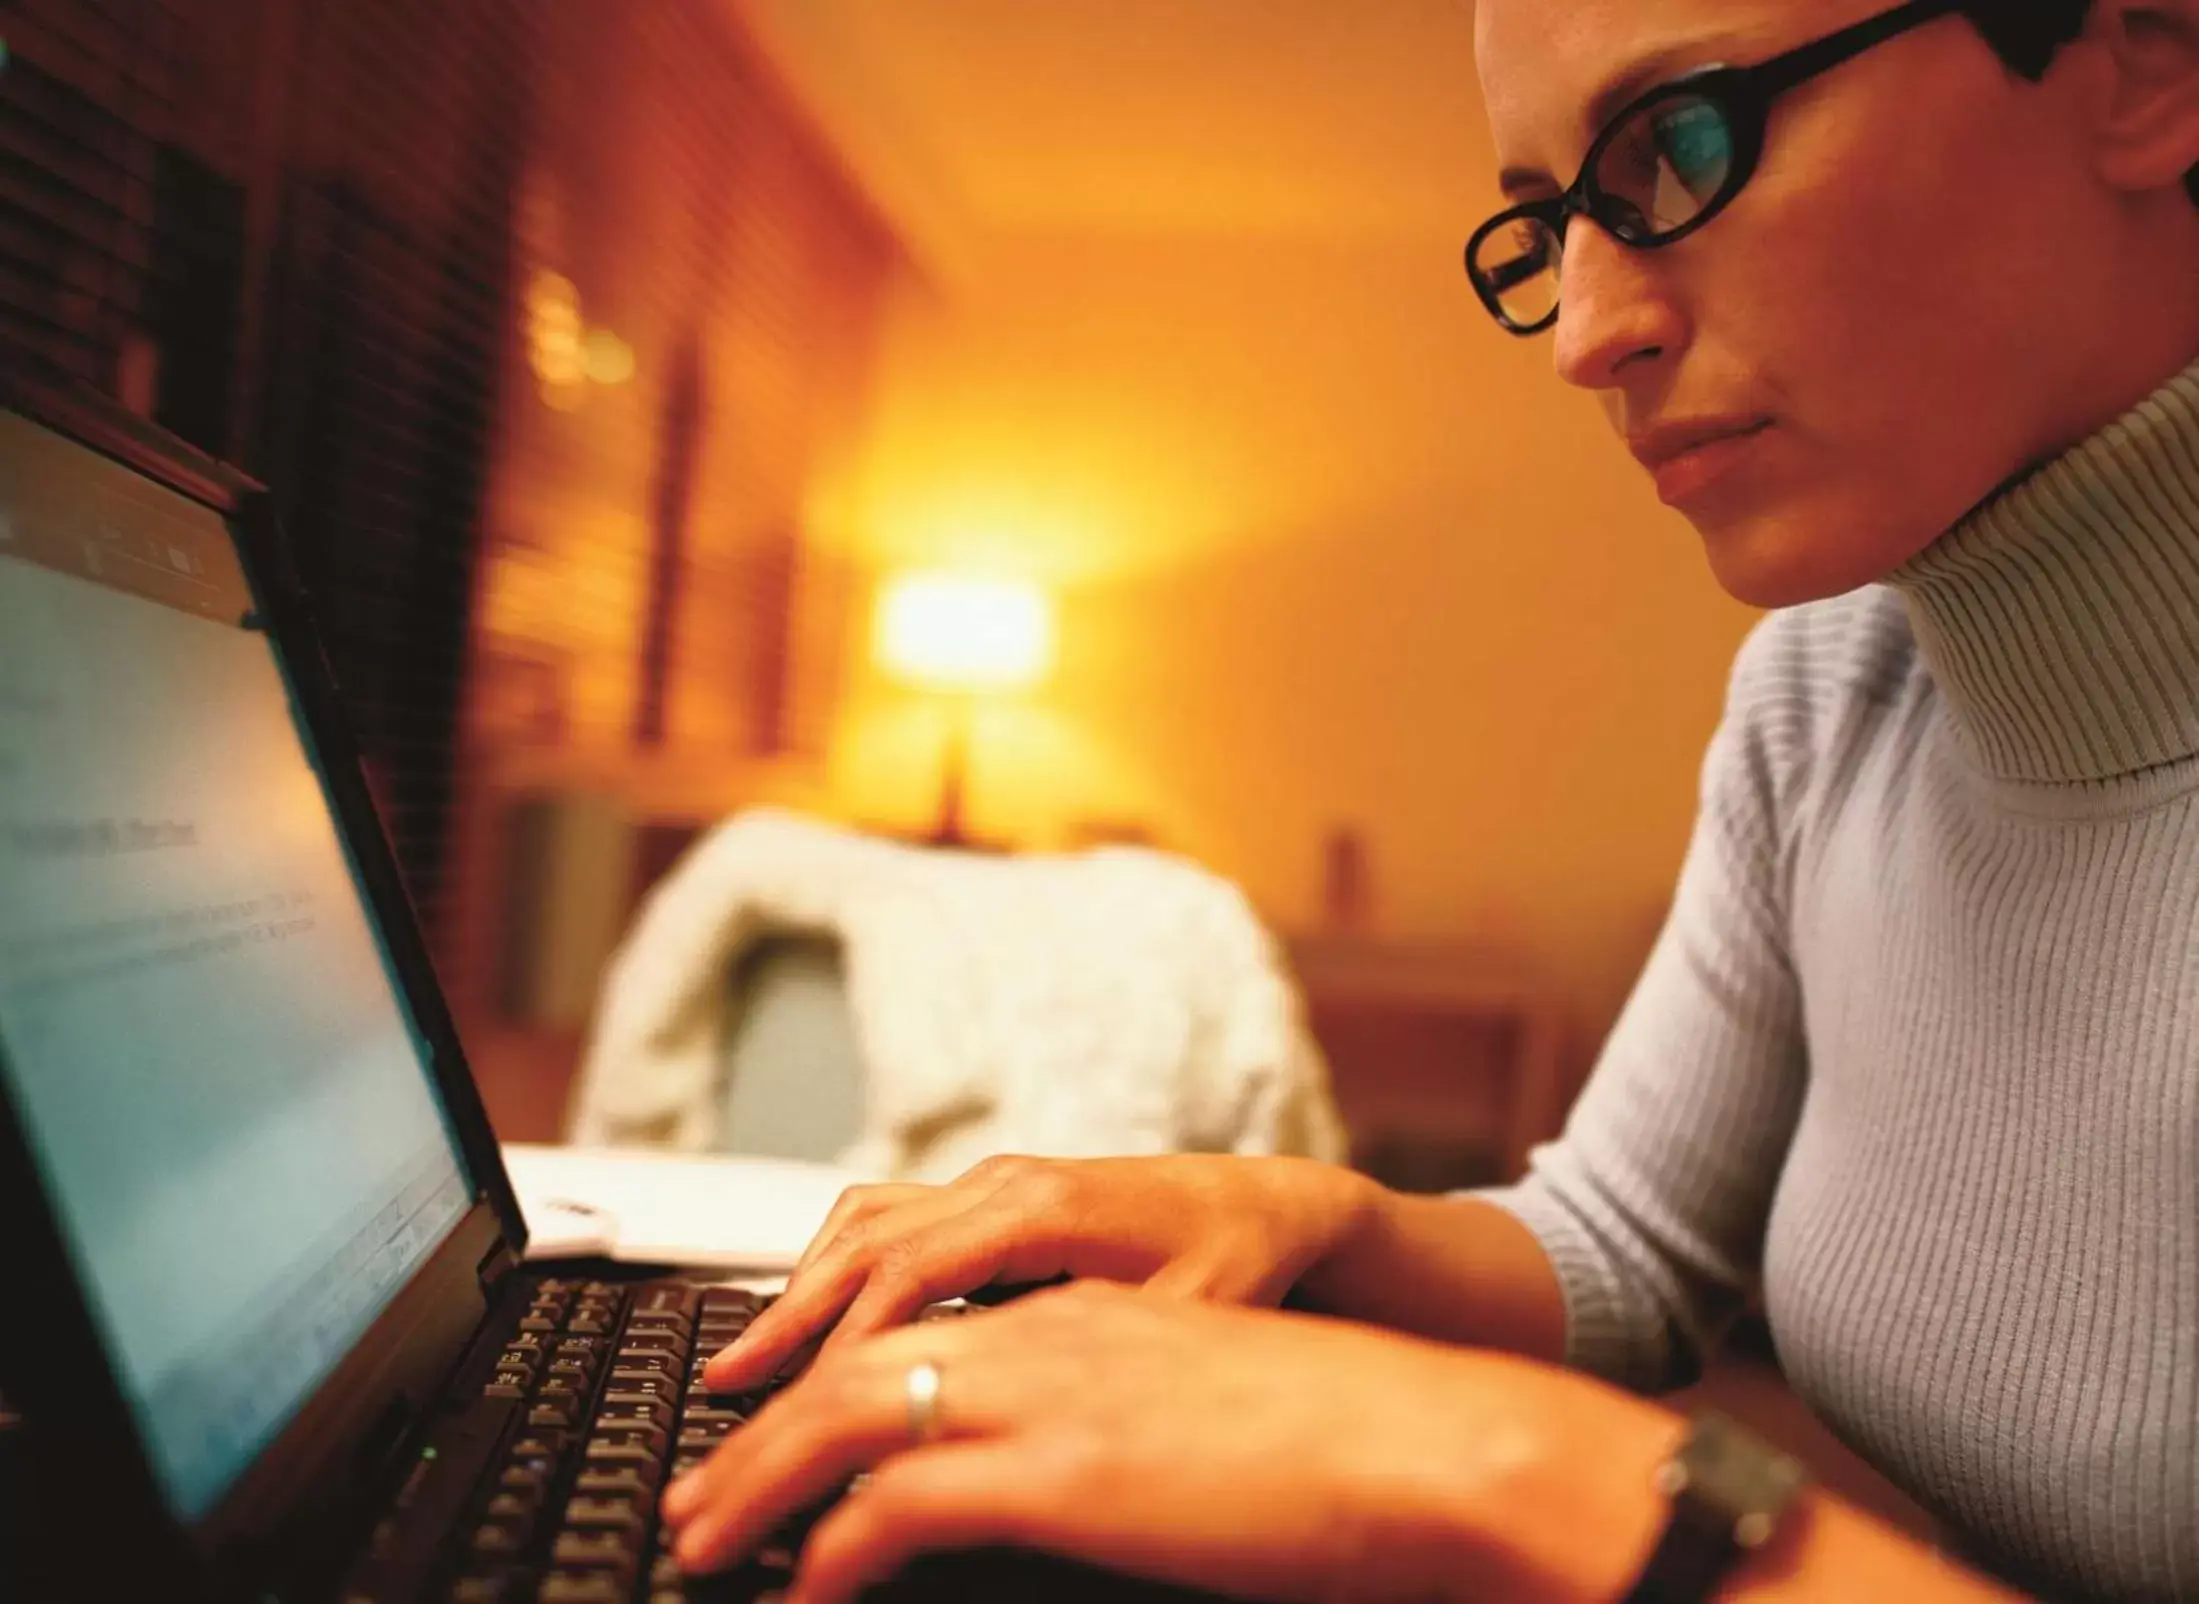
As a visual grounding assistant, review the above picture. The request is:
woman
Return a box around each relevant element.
[660,1,2199,1598]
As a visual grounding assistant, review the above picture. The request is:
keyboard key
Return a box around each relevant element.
[592,1423,670,1456]
[635,1284,701,1318]
[701,1289,765,1315]
[682,1407,747,1429]
[553,1528,639,1572]
[482,1381,525,1400]
[540,1571,628,1603]
[600,1399,674,1433]
[528,1403,577,1429]
[467,1520,527,1559]
[485,1489,540,1522]
[610,1374,679,1403]
[582,1441,662,1478]
[576,1466,657,1499]
[518,1316,556,1334]
[447,1572,516,1603]
[563,1496,647,1536]
[500,1462,550,1493]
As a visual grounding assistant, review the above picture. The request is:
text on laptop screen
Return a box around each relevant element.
[0,410,474,1521]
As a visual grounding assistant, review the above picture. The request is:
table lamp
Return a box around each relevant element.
[872,571,1054,848]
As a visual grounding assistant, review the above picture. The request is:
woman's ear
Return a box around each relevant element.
[2082,0,2199,194]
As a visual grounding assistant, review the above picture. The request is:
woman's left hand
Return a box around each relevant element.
[657,1280,1672,1604]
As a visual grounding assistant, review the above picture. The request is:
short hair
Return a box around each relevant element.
[1964,0,2199,203]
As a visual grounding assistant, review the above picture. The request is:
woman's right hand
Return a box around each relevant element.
[700,1153,1381,1392]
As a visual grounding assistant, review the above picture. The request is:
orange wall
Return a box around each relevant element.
[823,224,1760,1052]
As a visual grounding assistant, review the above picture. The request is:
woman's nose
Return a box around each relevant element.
[1550,219,1688,393]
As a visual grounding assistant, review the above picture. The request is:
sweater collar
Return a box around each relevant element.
[1890,354,2199,786]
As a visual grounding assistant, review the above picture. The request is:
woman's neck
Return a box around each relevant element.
[1890,352,2199,786]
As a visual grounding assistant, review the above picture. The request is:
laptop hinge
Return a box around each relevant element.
[476,1237,518,1292]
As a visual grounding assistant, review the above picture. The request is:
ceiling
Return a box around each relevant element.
[733,0,1500,242]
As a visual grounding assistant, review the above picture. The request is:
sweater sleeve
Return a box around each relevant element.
[1476,617,1813,1393]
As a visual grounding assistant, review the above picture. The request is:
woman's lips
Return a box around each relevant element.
[1644,421,1774,506]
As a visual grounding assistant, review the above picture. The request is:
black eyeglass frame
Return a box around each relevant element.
[1465,0,1965,334]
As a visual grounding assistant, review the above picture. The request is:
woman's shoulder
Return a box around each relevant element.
[1728,585,1920,715]
[1709,586,1925,813]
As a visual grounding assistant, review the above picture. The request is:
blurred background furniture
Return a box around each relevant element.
[1287,936,1568,1190]
[714,933,867,1163]
[564,811,1348,1178]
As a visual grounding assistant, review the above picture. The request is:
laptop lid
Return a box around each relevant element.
[0,365,528,1603]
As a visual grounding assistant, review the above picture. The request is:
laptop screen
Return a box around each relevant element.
[0,409,475,1521]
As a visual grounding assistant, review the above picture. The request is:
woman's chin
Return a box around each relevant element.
[1695,506,1920,610]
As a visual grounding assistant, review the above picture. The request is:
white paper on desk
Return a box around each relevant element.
[499,1143,859,1271]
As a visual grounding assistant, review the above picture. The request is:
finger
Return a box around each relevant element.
[667,1343,981,1575]
[817,1211,1082,1360]
[795,1157,1031,1280]
[1141,1250,1254,1302]
[793,1184,931,1280]
[793,1427,1309,1604]
[785,1441,1065,1604]
[707,1191,986,1390]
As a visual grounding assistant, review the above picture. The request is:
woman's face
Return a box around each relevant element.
[1474,0,2137,606]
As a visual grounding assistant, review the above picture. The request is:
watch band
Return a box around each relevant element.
[1621,1482,1746,1603]
[1621,1411,1808,1604]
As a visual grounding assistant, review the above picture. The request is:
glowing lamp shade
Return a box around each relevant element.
[874,573,1053,694]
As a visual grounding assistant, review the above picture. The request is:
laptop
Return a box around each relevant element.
[0,367,1219,1603]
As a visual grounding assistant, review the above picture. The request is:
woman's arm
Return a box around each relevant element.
[1363,615,1821,1393]
[1496,1376,2018,1604]
[1294,1189,1571,1363]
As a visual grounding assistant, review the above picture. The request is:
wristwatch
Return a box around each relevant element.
[1621,1409,1809,1603]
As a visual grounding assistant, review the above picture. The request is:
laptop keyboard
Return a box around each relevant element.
[424,1276,1199,1604]
[451,1277,797,1603]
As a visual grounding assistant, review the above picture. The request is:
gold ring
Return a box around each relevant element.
[904,1360,943,1445]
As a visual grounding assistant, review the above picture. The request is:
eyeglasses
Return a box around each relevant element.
[1464,0,1964,335]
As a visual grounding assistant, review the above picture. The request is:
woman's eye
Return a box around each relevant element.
[1653,101,1733,198]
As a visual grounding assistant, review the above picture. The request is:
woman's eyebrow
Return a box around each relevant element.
[1494,30,1751,200]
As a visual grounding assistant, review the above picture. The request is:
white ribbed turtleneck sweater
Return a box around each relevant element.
[1486,356,2199,1602]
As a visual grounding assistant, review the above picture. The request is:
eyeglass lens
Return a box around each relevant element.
[1472,89,1738,328]
[1597,92,1736,236]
